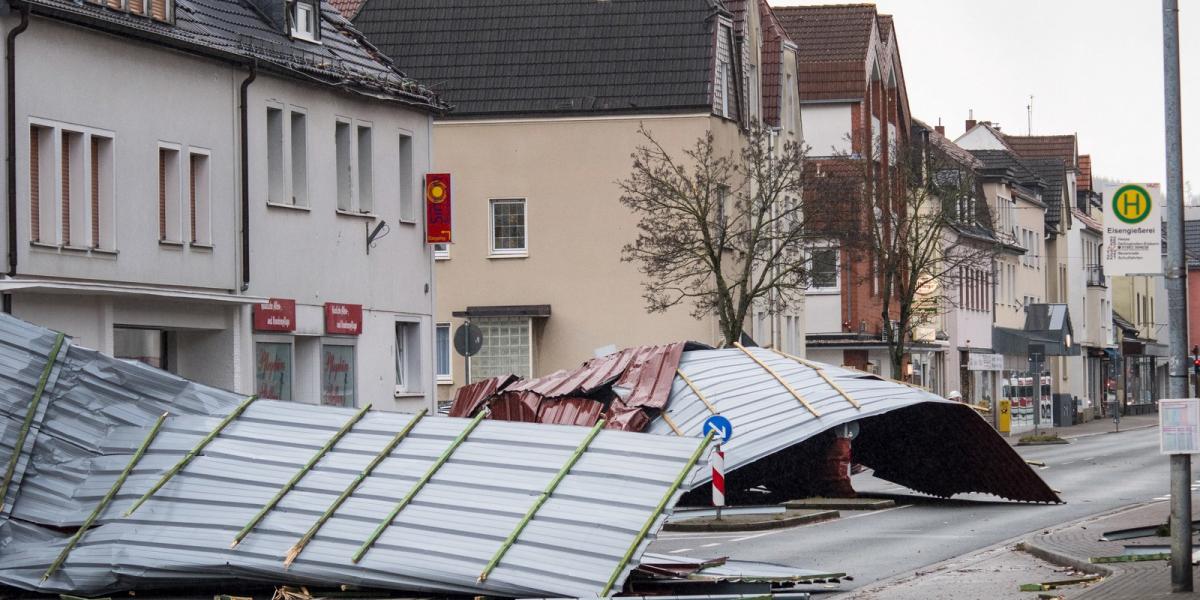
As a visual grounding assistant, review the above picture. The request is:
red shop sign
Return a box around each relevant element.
[253,298,296,332]
[324,302,363,335]
[425,173,452,244]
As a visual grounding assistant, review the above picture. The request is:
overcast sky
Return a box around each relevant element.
[774,0,1198,195]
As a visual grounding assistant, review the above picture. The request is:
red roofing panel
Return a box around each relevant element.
[489,391,542,423]
[604,399,652,432]
[447,374,518,417]
[538,397,605,427]
[615,343,686,409]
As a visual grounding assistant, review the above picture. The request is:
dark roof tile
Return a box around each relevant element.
[1002,134,1078,169]
[353,0,719,116]
[772,3,875,101]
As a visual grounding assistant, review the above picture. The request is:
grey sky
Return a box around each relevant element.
[773,0,1197,192]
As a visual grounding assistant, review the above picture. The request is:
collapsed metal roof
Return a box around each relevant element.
[449,343,1060,504]
[0,314,713,598]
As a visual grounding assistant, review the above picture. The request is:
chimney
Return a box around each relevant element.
[965,109,976,133]
[965,118,977,131]
[934,124,945,136]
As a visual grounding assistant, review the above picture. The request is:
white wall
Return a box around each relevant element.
[799,103,853,156]
[954,125,1007,151]
[805,292,842,335]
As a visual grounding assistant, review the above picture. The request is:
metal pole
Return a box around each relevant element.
[1163,0,1191,591]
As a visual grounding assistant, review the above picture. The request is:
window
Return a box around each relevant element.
[490,198,527,255]
[292,1,317,41]
[29,125,51,243]
[158,145,181,242]
[61,130,84,247]
[91,136,114,249]
[398,133,415,222]
[267,107,284,204]
[90,0,171,21]
[187,151,211,245]
[436,323,451,382]
[335,120,352,211]
[433,243,449,260]
[395,321,422,393]
[255,341,293,401]
[290,111,308,206]
[356,125,373,213]
[717,60,730,118]
[148,0,171,21]
[469,317,531,383]
[808,247,839,291]
[321,344,356,407]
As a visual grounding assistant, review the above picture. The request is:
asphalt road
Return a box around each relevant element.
[648,426,1173,591]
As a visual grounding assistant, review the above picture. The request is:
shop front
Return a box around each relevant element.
[253,298,363,408]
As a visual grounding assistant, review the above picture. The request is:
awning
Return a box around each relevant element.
[0,278,266,304]
[452,304,551,318]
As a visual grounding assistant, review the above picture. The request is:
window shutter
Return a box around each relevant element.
[61,134,70,246]
[149,0,167,21]
[128,0,144,15]
[91,137,100,247]
[106,0,122,10]
[189,154,197,243]
[159,148,167,241]
[29,128,39,243]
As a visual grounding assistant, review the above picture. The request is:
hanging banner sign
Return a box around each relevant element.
[1104,182,1162,276]
[425,173,452,244]
[324,302,363,336]
[253,298,296,332]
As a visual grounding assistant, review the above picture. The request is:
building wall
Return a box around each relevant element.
[432,114,749,400]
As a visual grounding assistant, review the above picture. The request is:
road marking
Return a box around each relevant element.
[667,548,693,554]
[700,543,721,548]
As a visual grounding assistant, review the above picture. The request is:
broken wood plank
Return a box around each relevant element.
[353,410,488,563]
[284,408,428,567]
[0,332,65,513]
[734,343,819,417]
[232,403,372,548]
[478,419,606,582]
[675,369,718,415]
[1090,552,1171,563]
[44,412,168,581]
[770,348,860,409]
[600,430,715,596]
[125,394,258,516]
[658,411,684,435]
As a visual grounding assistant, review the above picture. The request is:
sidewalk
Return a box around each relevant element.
[1005,413,1158,445]
[1023,501,1200,599]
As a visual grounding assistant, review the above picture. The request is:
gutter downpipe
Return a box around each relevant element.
[238,61,256,292]
[4,3,29,314]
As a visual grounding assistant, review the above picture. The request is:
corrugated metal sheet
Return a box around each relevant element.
[505,343,685,408]
[648,347,1060,503]
[0,314,711,598]
[447,374,518,418]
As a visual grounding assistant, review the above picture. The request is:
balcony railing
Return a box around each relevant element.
[1087,265,1106,288]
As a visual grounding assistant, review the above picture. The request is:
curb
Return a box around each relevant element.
[1017,439,1071,446]
[782,498,896,511]
[1018,539,1113,578]
[1064,423,1156,440]
[663,509,840,532]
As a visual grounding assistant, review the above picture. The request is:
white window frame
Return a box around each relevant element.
[394,320,423,396]
[807,244,840,293]
[157,141,183,244]
[489,198,528,257]
[291,1,318,42]
[27,118,118,252]
[398,131,416,223]
[435,322,452,383]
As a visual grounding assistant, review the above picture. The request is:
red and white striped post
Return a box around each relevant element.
[712,444,725,518]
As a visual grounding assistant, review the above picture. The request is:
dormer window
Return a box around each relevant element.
[292,1,318,42]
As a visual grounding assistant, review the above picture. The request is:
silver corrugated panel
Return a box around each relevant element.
[648,347,947,487]
[0,314,709,598]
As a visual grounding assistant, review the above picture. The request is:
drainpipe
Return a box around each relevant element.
[5,3,30,314]
[238,61,256,292]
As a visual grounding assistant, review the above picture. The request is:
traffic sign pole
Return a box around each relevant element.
[711,444,725,518]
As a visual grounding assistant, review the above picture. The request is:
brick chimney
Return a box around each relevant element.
[965,118,977,131]
[934,124,945,136]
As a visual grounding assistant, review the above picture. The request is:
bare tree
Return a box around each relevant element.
[812,129,1001,379]
[618,122,811,345]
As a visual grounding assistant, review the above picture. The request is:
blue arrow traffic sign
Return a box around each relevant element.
[702,415,733,443]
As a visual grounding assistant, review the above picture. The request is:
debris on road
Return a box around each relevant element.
[1017,574,1101,591]
[630,553,844,596]
[0,314,727,599]
[449,343,1061,504]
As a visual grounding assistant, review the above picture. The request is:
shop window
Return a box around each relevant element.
[255,341,293,401]
[321,344,356,407]
[436,323,451,382]
[395,321,422,393]
[469,317,531,383]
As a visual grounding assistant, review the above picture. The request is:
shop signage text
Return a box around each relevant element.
[253,298,296,332]
[967,353,1005,371]
[425,173,452,244]
[324,302,363,335]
